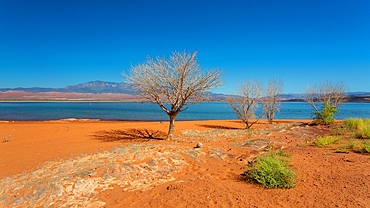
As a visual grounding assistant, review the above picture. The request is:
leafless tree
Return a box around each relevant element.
[262,79,283,124]
[228,80,263,129]
[305,80,347,124]
[306,80,347,111]
[123,51,222,139]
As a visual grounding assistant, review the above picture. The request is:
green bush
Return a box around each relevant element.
[312,101,339,125]
[242,151,296,189]
[363,127,370,139]
[352,141,370,153]
[344,118,364,130]
[314,136,341,147]
[345,118,370,139]
[363,142,370,153]
[355,128,370,139]
[359,119,370,139]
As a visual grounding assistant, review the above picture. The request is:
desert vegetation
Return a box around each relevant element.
[227,80,264,129]
[238,116,370,191]
[123,51,222,139]
[228,78,283,128]
[308,118,370,154]
[263,78,283,124]
[344,118,370,139]
[305,80,347,125]
[2,129,14,143]
[314,135,342,147]
[242,150,296,189]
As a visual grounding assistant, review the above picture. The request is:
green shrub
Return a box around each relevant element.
[345,118,370,139]
[312,101,338,125]
[364,118,370,126]
[356,142,370,153]
[352,142,370,154]
[358,124,370,139]
[338,139,370,154]
[242,151,296,189]
[344,118,364,130]
[314,136,341,147]
[363,142,370,153]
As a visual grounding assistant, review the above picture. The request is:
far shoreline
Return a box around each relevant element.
[1,102,367,121]
[0,99,369,103]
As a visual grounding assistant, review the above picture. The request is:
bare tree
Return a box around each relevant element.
[263,79,283,124]
[123,51,222,139]
[305,80,347,124]
[228,80,263,129]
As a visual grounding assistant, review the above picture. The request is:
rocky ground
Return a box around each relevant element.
[0,120,369,207]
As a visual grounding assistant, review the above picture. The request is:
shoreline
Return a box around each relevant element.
[0,118,318,123]
[1,99,369,103]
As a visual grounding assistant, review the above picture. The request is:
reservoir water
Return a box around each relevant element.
[0,102,368,121]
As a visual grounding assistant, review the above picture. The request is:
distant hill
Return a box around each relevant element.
[346,92,370,102]
[279,93,307,101]
[0,81,138,101]
[64,81,135,94]
[280,92,370,103]
[0,81,369,102]
[0,81,135,94]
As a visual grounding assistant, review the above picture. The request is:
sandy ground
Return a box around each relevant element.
[0,120,370,207]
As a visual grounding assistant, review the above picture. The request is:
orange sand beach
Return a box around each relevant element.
[1,119,369,207]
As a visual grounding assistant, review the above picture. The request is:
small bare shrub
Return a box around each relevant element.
[228,80,263,129]
[2,130,14,143]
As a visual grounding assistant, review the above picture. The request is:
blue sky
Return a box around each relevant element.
[1,0,369,94]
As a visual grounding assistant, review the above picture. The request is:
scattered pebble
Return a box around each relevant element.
[195,142,203,148]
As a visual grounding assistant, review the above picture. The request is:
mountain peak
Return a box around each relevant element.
[64,81,134,94]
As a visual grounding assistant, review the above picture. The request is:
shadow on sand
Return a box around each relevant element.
[93,128,167,142]
[197,124,241,130]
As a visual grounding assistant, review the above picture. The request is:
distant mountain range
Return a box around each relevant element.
[0,81,369,102]
[0,81,135,94]
[0,81,138,101]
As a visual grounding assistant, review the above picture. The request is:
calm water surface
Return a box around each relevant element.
[0,102,369,121]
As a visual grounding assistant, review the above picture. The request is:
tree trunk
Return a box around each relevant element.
[268,114,273,124]
[267,107,273,124]
[166,114,176,140]
[245,121,250,129]
[268,118,273,124]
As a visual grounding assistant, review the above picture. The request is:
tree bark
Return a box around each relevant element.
[245,121,249,129]
[166,114,177,140]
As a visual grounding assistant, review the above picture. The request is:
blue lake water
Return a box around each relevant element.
[0,102,369,121]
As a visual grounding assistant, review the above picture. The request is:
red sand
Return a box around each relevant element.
[1,120,369,207]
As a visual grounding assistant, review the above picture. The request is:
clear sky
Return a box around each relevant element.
[1,0,369,94]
